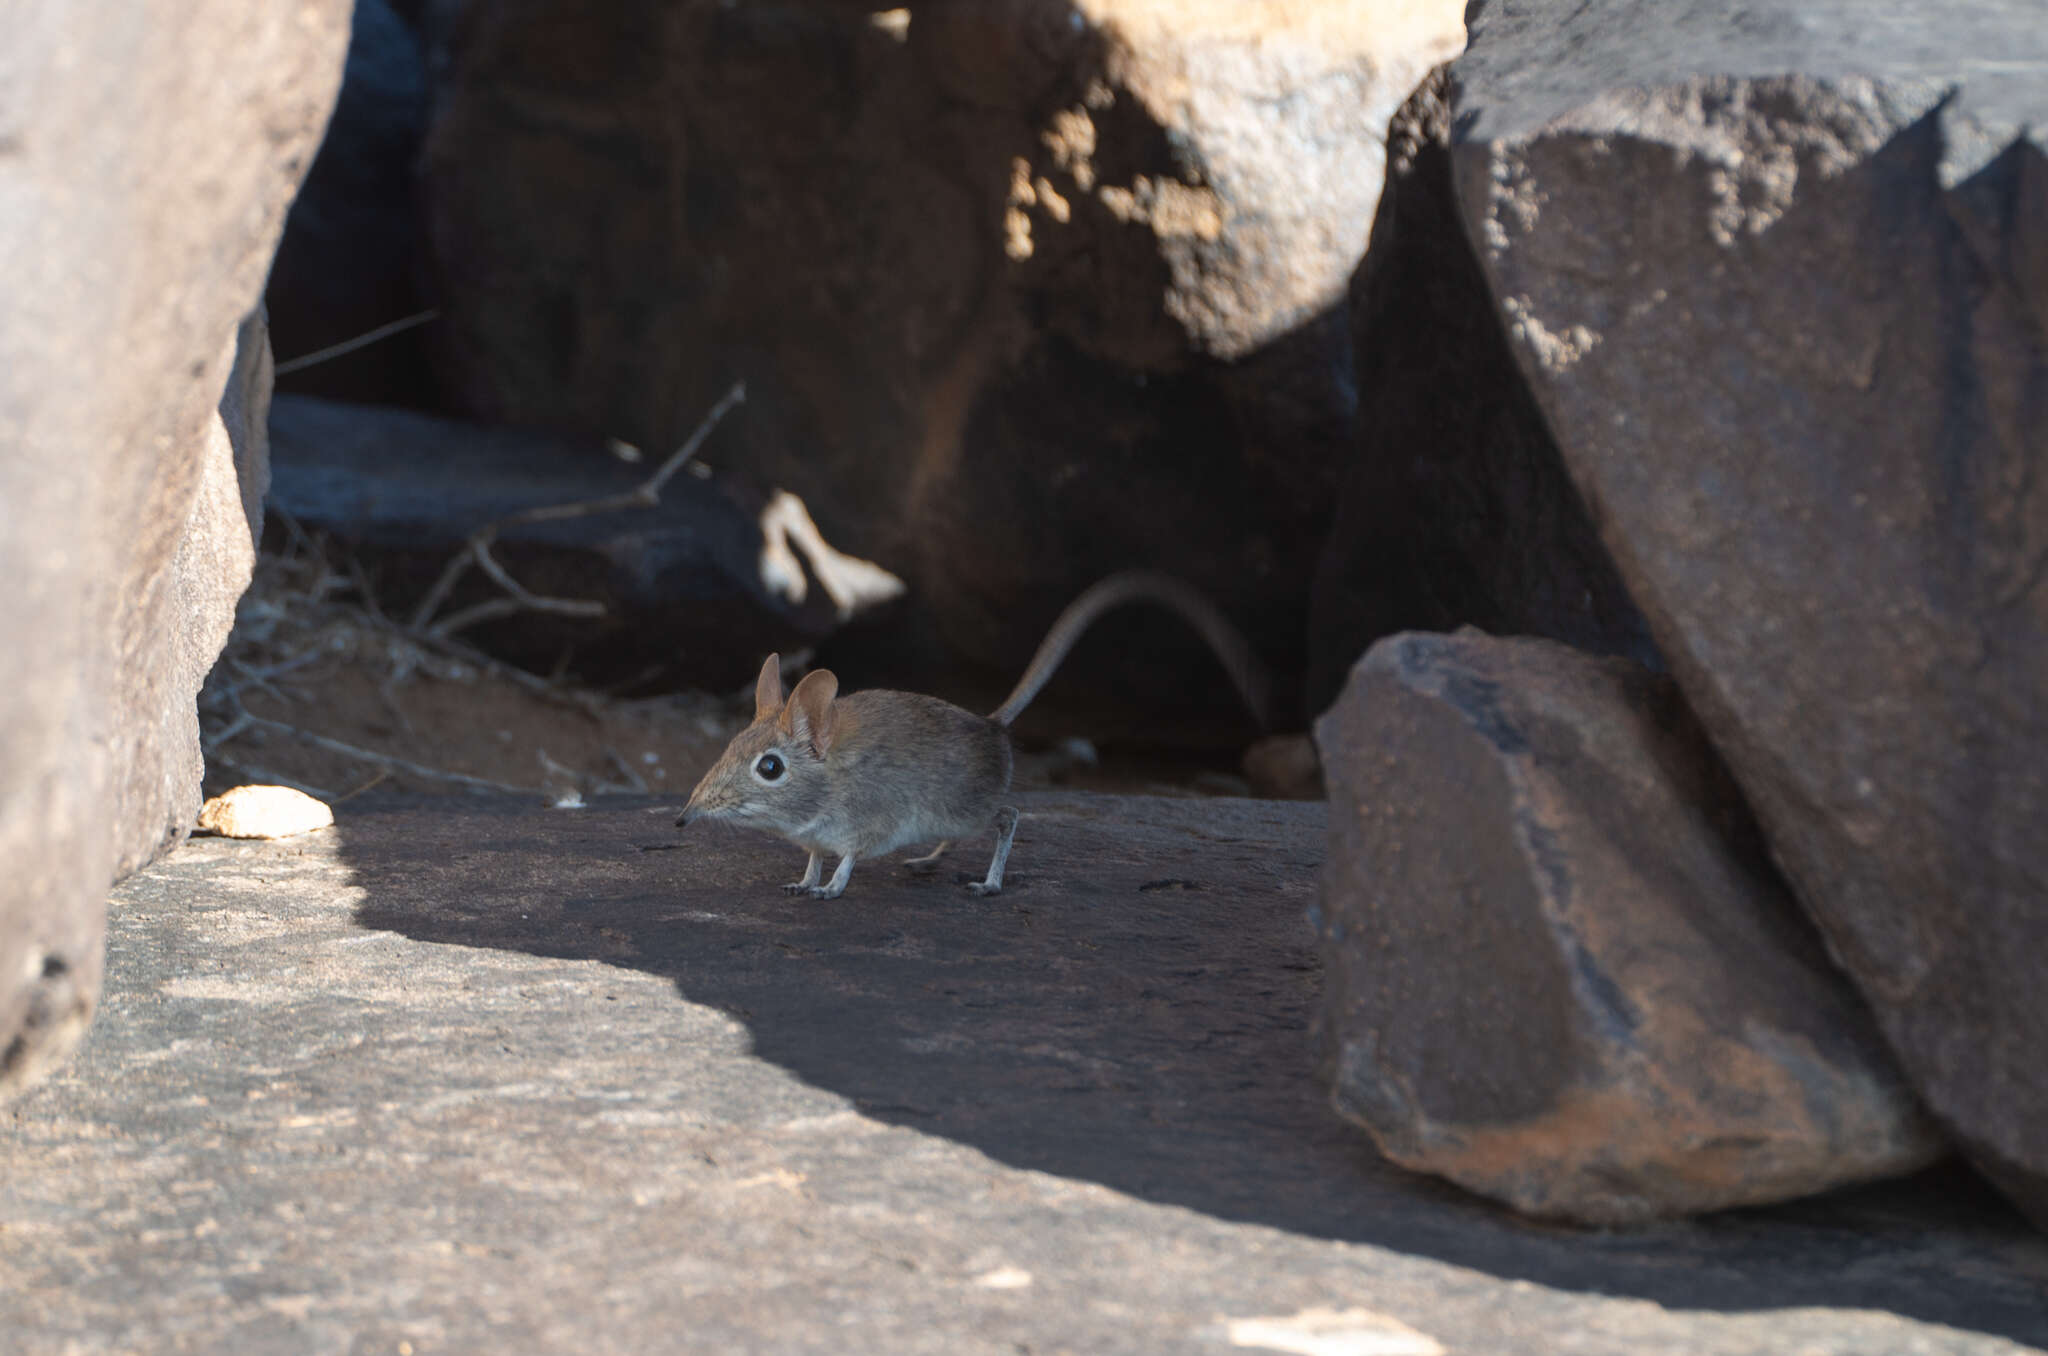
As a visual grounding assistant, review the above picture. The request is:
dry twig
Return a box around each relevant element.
[408,380,746,636]
[201,375,748,802]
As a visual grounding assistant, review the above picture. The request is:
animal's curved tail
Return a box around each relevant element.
[988,571,1271,729]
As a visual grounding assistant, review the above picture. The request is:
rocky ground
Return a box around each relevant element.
[3,794,2044,1354]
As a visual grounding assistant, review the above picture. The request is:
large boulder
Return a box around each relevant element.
[415,1,1462,720]
[1316,631,1941,1225]
[1450,1,2048,1222]
[0,0,350,1096]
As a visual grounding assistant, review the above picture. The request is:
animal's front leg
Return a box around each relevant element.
[809,853,856,900]
[782,852,823,895]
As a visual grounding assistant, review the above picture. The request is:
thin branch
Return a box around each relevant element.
[425,597,530,639]
[406,542,483,633]
[364,611,608,715]
[604,747,650,794]
[467,538,605,618]
[239,713,536,795]
[344,552,387,623]
[273,309,441,376]
[203,756,337,803]
[331,769,393,804]
[201,710,256,751]
[406,380,745,632]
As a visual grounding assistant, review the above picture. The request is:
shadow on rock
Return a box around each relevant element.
[342,793,2048,1347]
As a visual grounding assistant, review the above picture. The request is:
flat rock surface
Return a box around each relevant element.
[3,793,2044,1354]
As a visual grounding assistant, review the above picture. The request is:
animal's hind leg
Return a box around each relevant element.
[902,841,952,874]
[966,807,1018,896]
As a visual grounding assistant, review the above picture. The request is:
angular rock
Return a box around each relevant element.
[1307,70,1658,713]
[267,395,903,692]
[1316,631,1940,1225]
[1450,0,2048,1223]
[414,2,1458,721]
[0,0,350,1097]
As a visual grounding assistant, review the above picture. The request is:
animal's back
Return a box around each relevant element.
[827,690,1012,855]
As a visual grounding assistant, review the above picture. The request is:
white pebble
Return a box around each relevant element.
[196,785,334,840]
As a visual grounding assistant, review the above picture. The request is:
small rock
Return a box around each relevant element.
[1316,631,1941,1225]
[197,786,336,840]
[1242,734,1322,801]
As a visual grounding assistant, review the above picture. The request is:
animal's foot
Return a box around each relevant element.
[965,881,1001,897]
[781,882,812,895]
[807,885,846,900]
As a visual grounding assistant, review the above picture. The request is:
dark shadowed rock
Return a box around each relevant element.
[1316,631,1940,1225]
[1307,70,1658,714]
[267,395,903,692]
[1450,0,2048,1224]
[266,0,436,409]
[413,2,1460,723]
[0,0,349,1097]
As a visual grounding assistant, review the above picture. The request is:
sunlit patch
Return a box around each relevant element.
[1224,1306,1443,1356]
[757,489,906,620]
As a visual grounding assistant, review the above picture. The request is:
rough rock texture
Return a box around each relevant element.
[2,794,2043,1351]
[415,1,1461,721]
[111,311,274,880]
[0,0,350,1097]
[266,0,437,408]
[1316,631,1940,1225]
[268,394,904,692]
[1450,0,2048,1223]
[1307,70,1658,713]
[1001,0,1468,363]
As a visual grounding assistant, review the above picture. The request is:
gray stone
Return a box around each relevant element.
[0,0,350,1097]
[1450,0,2048,1223]
[1317,631,1941,1225]
[1,793,2043,1352]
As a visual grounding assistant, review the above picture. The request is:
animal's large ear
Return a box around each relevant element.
[754,654,785,721]
[780,669,839,756]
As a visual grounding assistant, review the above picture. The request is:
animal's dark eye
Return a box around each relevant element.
[754,753,785,782]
